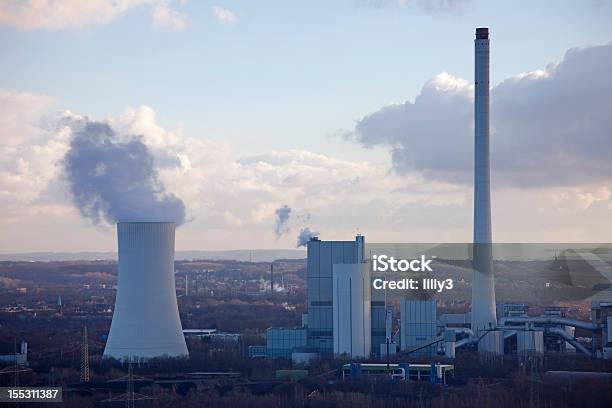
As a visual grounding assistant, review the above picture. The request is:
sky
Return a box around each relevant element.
[0,0,611,252]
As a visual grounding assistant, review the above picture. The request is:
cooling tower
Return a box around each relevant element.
[471,27,497,336]
[103,222,188,360]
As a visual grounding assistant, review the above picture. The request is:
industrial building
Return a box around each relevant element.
[266,327,307,359]
[261,234,387,359]
[400,300,437,357]
[592,300,612,358]
[332,263,371,358]
[104,222,188,360]
[0,341,28,366]
[305,234,365,354]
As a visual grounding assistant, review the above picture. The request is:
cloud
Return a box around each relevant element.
[356,0,470,12]
[151,2,187,31]
[223,210,243,227]
[0,91,56,147]
[0,98,469,243]
[1,92,610,250]
[0,0,187,30]
[0,91,71,223]
[212,6,235,24]
[352,43,612,188]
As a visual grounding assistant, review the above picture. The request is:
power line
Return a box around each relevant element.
[102,360,157,407]
[80,324,90,383]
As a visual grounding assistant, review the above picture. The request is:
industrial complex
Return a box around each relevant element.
[2,26,610,407]
[246,28,612,366]
[80,29,611,373]
[2,0,612,399]
[95,27,612,366]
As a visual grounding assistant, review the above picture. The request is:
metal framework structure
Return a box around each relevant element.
[80,324,90,383]
[102,362,156,408]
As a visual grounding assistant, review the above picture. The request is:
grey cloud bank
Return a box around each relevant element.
[353,43,612,187]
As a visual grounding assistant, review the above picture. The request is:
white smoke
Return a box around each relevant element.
[62,118,186,225]
[274,204,292,237]
[297,227,318,247]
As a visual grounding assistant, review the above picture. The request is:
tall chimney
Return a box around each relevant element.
[471,27,497,335]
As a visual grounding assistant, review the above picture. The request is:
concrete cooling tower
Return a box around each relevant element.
[471,27,498,337]
[103,222,188,360]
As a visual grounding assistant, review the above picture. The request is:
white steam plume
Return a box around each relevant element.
[62,118,186,225]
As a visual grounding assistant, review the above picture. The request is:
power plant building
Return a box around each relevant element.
[306,235,365,354]
[400,299,438,357]
[266,327,307,359]
[332,263,371,358]
[104,222,188,360]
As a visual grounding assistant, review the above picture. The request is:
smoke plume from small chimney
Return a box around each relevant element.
[297,227,318,247]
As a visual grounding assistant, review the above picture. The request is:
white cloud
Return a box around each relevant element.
[0,98,471,249]
[223,210,243,227]
[0,91,71,223]
[353,43,612,188]
[212,6,235,24]
[151,2,187,31]
[1,87,610,251]
[356,0,470,12]
[0,0,187,30]
[0,91,55,147]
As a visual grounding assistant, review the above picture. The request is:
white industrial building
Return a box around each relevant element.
[332,263,371,358]
[104,222,188,360]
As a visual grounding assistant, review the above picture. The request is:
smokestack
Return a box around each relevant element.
[471,27,497,335]
[185,272,189,296]
[104,222,188,360]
